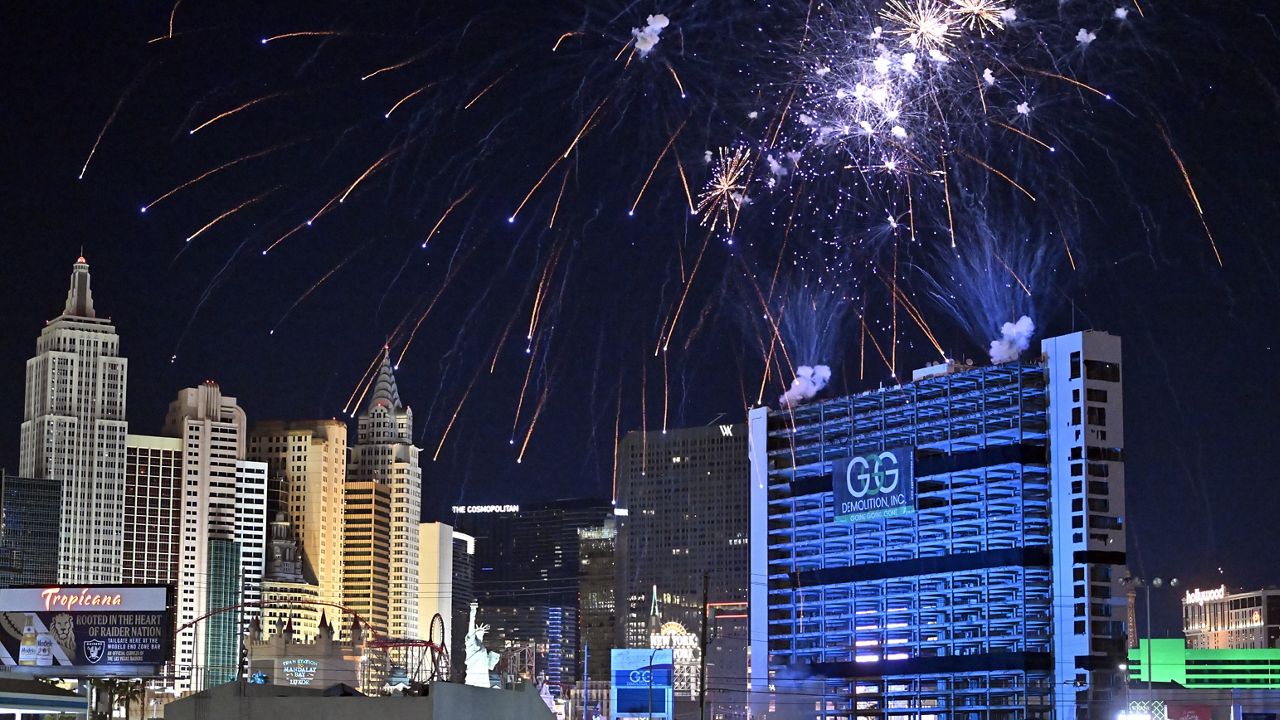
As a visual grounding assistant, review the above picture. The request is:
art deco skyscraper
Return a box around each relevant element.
[248,420,348,613]
[19,256,129,584]
[345,352,421,639]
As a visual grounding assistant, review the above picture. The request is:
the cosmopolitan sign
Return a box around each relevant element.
[833,448,916,523]
[0,585,172,677]
[452,504,520,514]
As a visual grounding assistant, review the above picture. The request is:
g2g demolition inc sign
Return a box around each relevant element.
[0,585,172,677]
[833,448,915,523]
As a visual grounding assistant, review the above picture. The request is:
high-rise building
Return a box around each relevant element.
[260,513,323,642]
[345,354,421,639]
[1182,585,1280,649]
[19,256,128,584]
[454,499,612,700]
[749,330,1129,720]
[451,531,476,677]
[122,434,182,586]
[0,471,61,586]
[164,382,268,691]
[614,422,751,709]
[248,420,347,613]
[578,518,617,683]
[419,521,455,648]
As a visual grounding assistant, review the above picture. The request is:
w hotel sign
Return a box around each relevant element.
[833,448,915,523]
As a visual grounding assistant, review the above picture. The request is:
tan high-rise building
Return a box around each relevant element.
[19,256,129,584]
[418,522,454,648]
[248,420,347,613]
[346,352,421,639]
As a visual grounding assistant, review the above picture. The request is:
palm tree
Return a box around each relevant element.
[115,680,145,720]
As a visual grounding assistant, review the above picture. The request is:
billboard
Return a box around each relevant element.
[0,585,172,677]
[833,448,915,522]
[610,648,674,720]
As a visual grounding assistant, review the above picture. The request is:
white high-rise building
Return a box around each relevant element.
[347,353,421,639]
[418,522,455,648]
[164,383,267,691]
[19,256,128,583]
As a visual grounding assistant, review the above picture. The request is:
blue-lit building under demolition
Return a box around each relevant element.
[748,331,1129,720]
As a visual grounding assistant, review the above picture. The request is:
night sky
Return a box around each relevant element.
[2,2,1278,632]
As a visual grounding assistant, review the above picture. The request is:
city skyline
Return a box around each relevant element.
[1,0,1278,630]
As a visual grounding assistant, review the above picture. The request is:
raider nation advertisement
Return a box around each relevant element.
[0,585,172,677]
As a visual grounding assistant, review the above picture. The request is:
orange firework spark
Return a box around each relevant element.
[629,121,686,216]
[385,83,433,118]
[339,149,399,203]
[434,367,484,461]
[464,69,513,110]
[992,120,1054,152]
[1158,123,1222,266]
[260,31,346,44]
[361,52,427,81]
[552,32,581,51]
[189,93,285,135]
[421,186,474,247]
[958,150,1037,201]
[143,141,294,213]
[183,187,276,244]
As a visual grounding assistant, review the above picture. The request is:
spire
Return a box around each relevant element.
[63,255,96,318]
[366,346,403,413]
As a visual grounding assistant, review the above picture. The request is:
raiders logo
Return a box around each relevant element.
[83,638,106,664]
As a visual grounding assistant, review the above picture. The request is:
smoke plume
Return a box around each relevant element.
[988,315,1035,364]
[631,14,670,55]
[778,365,832,407]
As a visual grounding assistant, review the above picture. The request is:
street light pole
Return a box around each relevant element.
[648,647,658,720]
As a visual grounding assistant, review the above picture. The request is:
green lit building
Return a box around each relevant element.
[1129,639,1280,689]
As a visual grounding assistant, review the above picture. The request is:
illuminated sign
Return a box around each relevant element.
[833,448,916,523]
[719,425,734,437]
[282,658,320,686]
[451,504,520,514]
[611,648,673,720]
[0,585,172,677]
[1183,586,1226,605]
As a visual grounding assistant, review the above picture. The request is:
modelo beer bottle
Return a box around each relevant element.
[18,616,39,666]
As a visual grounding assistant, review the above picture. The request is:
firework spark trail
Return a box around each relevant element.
[167,0,181,39]
[1158,123,1223,266]
[79,66,149,180]
[489,311,519,374]
[182,187,278,246]
[361,51,427,81]
[548,168,570,228]
[385,84,433,118]
[395,244,478,365]
[552,32,581,52]
[630,121,687,216]
[142,142,296,213]
[421,186,475,247]
[510,330,543,444]
[992,120,1055,152]
[464,69,514,110]
[958,150,1037,201]
[343,349,387,415]
[527,240,566,346]
[339,148,400,203]
[433,363,485,461]
[516,383,553,463]
[269,245,365,335]
[673,152,695,214]
[189,94,286,134]
[992,249,1033,296]
[508,99,605,223]
[260,31,346,44]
